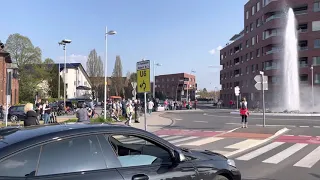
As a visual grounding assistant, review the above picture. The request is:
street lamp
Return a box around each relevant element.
[311,65,314,109]
[58,39,72,109]
[186,70,196,102]
[104,27,117,120]
[153,61,161,98]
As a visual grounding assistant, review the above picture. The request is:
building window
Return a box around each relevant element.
[256,34,259,43]
[250,23,254,31]
[312,21,320,31]
[257,2,261,11]
[315,74,320,84]
[246,11,249,19]
[246,40,249,47]
[251,37,255,45]
[256,18,261,27]
[314,2,320,12]
[314,39,320,48]
[250,52,253,59]
[313,56,320,65]
[252,6,255,15]
[246,53,249,60]
[246,26,249,33]
[256,49,260,57]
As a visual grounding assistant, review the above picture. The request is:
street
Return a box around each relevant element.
[149,108,320,180]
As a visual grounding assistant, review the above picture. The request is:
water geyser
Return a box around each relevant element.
[282,8,300,111]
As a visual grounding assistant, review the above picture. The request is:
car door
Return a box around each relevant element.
[0,134,124,180]
[103,133,199,180]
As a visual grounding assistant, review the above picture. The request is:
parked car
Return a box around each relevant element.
[8,105,25,123]
[0,124,241,180]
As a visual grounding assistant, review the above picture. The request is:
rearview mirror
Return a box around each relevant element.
[173,150,186,163]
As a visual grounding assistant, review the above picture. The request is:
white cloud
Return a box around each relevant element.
[209,45,223,55]
[56,54,88,69]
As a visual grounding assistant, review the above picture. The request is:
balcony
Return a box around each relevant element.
[265,32,282,39]
[265,66,278,70]
[298,46,308,51]
[264,0,278,7]
[294,5,308,15]
[265,14,282,22]
[265,48,282,55]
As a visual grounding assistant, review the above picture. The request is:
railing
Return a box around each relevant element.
[299,46,308,51]
[265,66,278,70]
[294,10,308,15]
[265,14,282,22]
[264,0,278,6]
[299,63,308,68]
[298,29,308,33]
[265,48,282,55]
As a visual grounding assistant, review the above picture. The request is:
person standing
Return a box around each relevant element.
[147,99,154,114]
[42,100,51,124]
[24,103,40,126]
[134,100,140,123]
[76,102,91,123]
[124,103,133,126]
[239,97,249,128]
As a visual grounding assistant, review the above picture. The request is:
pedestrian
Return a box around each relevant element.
[148,99,154,114]
[24,103,40,126]
[76,102,91,123]
[134,100,140,123]
[125,103,133,126]
[240,97,249,128]
[42,100,51,124]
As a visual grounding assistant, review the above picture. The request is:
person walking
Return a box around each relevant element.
[240,97,249,128]
[147,99,154,114]
[124,103,133,126]
[134,100,140,123]
[42,100,51,124]
[24,103,40,126]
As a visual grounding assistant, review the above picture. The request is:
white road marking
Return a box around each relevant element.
[256,124,296,127]
[175,118,183,121]
[262,143,307,164]
[169,136,198,144]
[179,137,223,146]
[236,142,285,161]
[299,126,309,128]
[283,135,294,136]
[193,121,208,123]
[210,150,230,156]
[314,126,320,128]
[215,131,225,133]
[294,146,320,168]
[158,135,170,138]
[225,139,262,150]
[205,114,320,122]
[163,136,183,141]
[226,123,241,125]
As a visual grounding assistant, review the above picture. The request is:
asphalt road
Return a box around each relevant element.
[162,109,320,180]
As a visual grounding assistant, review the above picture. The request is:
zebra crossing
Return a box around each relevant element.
[235,141,320,168]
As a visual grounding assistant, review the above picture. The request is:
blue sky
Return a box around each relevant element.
[0,0,247,90]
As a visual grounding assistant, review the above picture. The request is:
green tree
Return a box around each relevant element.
[111,55,124,96]
[86,49,104,77]
[203,88,207,92]
[129,72,137,82]
[5,33,45,102]
[5,33,42,68]
[43,58,54,64]
[47,64,64,98]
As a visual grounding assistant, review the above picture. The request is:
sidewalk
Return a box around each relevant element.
[114,112,173,132]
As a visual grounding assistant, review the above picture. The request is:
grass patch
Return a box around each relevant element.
[64,116,126,123]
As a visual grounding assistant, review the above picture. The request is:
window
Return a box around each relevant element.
[257,2,261,11]
[0,146,40,177]
[252,6,255,15]
[314,39,320,48]
[37,135,106,176]
[246,26,249,33]
[246,40,249,47]
[315,74,320,84]
[312,21,320,31]
[313,56,320,65]
[256,34,259,43]
[250,52,253,59]
[252,37,255,45]
[256,49,260,57]
[250,23,254,31]
[109,135,172,167]
[256,18,261,27]
[314,2,320,12]
[246,11,249,19]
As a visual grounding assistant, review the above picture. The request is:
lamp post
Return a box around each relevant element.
[104,27,117,120]
[58,39,72,109]
[186,70,196,102]
[153,61,161,99]
[311,65,314,109]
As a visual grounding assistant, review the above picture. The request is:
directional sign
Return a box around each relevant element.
[137,60,151,93]
[254,75,268,90]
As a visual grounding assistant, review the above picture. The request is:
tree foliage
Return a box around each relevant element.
[43,58,54,64]
[111,55,124,96]
[86,49,104,77]
[5,33,42,69]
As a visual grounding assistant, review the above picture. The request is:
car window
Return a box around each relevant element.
[109,135,172,168]
[37,135,106,176]
[0,146,40,177]
[17,106,24,112]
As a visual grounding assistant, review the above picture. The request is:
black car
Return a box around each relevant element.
[8,105,25,123]
[0,124,241,180]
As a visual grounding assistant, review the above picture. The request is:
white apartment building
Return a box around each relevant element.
[59,63,92,99]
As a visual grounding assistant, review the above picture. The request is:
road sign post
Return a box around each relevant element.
[254,73,268,127]
[137,60,151,131]
[234,86,240,110]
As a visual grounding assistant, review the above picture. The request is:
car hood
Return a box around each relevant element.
[181,148,228,161]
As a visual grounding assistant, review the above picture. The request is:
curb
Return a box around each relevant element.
[225,127,289,158]
[230,111,320,116]
[158,113,176,129]
[164,110,204,113]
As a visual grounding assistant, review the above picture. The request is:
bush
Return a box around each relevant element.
[65,115,126,123]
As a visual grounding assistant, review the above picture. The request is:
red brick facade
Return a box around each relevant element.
[0,51,19,105]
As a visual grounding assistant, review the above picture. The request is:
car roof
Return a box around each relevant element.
[0,123,149,151]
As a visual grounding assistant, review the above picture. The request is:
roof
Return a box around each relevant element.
[0,124,137,150]
[0,49,12,63]
[57,63,92,87]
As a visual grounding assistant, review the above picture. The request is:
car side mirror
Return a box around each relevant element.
[173,150,186,163]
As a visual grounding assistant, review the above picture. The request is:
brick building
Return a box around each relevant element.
[220,0,320,107]
[0,48,19,105]
[155,73,197,101]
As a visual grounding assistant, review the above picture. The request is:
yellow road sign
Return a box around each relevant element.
[137,60,151,93]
